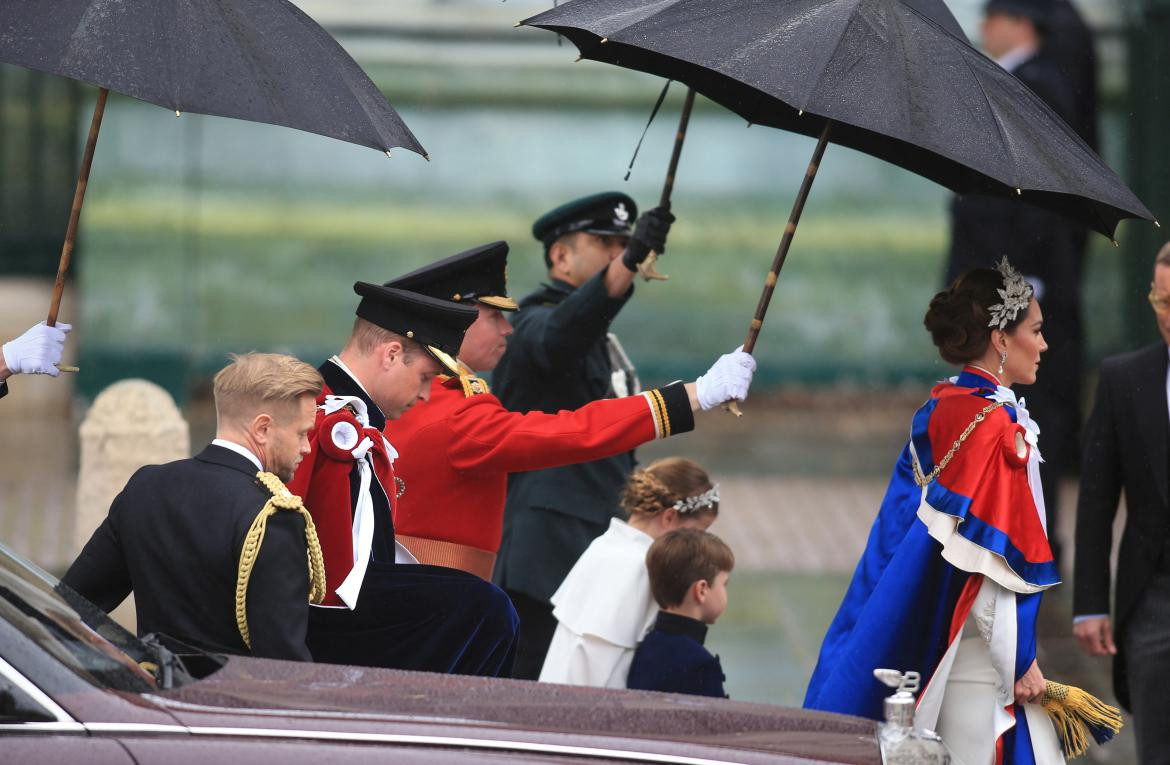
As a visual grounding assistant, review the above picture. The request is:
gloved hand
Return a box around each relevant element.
[695,346,756,410]
[622,206,676,271]
[2,322,71,377]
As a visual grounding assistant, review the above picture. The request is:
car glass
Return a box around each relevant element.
[0,542,156,693]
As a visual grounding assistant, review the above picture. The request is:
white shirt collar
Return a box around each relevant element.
[211,438,263,472]
[995,43,1038,74]
[329,355,375,400]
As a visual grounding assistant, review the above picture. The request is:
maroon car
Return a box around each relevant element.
[0,542,880,764]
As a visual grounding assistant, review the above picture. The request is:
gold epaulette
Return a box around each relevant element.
[458,374,490,397]
[235,472,327,650]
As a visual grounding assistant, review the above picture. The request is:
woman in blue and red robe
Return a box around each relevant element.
[805,260,1065,764]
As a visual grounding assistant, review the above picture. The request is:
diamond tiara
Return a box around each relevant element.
[987,256,1033,331]
[672,484,720,514]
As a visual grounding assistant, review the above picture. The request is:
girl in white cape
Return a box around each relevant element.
[538,457,721,688]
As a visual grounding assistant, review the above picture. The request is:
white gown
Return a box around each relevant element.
[915,387,1064,765]
[538,518,657,688]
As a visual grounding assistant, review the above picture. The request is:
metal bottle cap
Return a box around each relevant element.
[884,692,915,728]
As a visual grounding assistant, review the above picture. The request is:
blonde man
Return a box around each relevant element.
[64,353,322,661]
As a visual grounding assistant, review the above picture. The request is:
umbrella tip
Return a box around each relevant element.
[575,55,582,62]
[600,37,608,44]
[424,153,432,162]
[1155,220,1162,228]
[798,109,804,116]
[746,122,752,128]
[385,150,393,159]
[514,21,522,27]
[1016,188,1022,195]
[175,110,181,117]
[1112,239,1120,248]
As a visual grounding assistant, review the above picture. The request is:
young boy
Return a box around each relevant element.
[626,528,734,698]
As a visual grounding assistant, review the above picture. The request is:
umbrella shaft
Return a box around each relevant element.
[743,120,833,354]
[660,88,696,208]
[48,87,108,327]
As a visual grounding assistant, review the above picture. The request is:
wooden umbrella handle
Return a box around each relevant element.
[726,119,834,417]
[48,87,109,327]
[638,87,697,282]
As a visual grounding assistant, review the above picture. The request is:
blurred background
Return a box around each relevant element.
[1,1,1165,760]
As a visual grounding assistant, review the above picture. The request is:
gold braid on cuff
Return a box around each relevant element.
[235,471,327,649]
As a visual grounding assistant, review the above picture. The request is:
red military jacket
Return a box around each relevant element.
[389,372,694,574]
[288,364,398,608]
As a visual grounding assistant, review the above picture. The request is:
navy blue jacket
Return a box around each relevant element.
[628,612,727,698]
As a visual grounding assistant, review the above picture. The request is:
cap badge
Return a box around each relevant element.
[614,202,629,222]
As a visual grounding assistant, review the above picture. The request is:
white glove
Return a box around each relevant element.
[2,322,71,377]
[695,346,756,411]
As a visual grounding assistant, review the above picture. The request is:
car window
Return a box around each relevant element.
[0,670,57,723]
[0,542,156,693]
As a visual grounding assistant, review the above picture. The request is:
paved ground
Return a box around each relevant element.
[0,391,1135,763]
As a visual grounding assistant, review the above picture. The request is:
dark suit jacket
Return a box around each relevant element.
[1074,342,1170,708]
[62,445,312,661]
[947,53,1081,293]
[492,272,637,602]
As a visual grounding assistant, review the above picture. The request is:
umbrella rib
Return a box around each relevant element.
[954,50,1019,188]
[798,0,866,110]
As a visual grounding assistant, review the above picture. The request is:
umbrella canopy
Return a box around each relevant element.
[0,0,425,157]
[523,0,1153,238]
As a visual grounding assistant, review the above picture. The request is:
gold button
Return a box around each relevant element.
[406,330,414,338]
[453,293,462,301]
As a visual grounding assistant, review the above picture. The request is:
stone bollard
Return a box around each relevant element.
[75,380,189,632]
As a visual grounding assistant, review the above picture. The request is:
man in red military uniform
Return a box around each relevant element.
[288,282,518,676]
[388,242,756,580]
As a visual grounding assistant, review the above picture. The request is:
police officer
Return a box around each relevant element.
[0,321,71,400]
[388,241,754,582]
[490,192,676,678]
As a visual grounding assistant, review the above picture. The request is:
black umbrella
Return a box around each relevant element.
[521,0,1155,409]
[0,0,427,325]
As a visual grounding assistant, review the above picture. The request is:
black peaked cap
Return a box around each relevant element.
[352,283,477,376]
[532,191,637,246]
[385,241,517,311]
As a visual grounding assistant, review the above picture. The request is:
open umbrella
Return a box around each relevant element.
[0,0,427,325]
[521,0,1156,410]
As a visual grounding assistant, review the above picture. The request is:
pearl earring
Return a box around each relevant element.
[998,350,1007,377]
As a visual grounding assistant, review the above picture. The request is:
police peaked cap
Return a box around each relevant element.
[984,0,1053,24]
[352,282,477,376]
[385,241,518,311]
[532,191,637,246]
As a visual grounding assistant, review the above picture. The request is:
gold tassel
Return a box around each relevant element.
[1041,681,1123,758]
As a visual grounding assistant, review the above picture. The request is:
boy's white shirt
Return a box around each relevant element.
[539,518,657,688]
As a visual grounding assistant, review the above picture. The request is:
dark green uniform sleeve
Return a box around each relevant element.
[512,272,631,373]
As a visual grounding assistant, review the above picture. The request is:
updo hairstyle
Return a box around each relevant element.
[621,457,717,520]
[923,268,1030,365]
